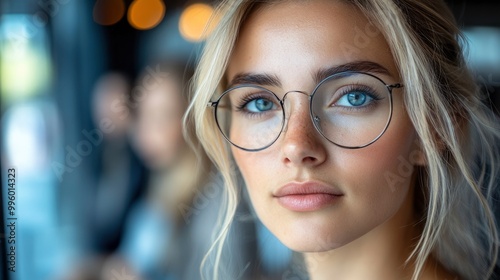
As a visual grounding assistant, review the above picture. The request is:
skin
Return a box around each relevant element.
[226,1,454,279]
[93,73,130,139]
[135,76,185,171]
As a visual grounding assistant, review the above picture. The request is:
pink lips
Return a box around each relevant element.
[274,181,343,212]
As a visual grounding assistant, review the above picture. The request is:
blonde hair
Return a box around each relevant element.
[185,0,500,279]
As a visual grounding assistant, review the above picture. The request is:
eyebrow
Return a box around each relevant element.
[227,60,391,88]
[228,72,282,88]
[314,61,391,83]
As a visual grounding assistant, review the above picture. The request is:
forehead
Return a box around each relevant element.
[227,0,399,88]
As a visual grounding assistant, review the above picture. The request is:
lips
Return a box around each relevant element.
[273,181,343,212]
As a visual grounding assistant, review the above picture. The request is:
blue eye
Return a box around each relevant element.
[244,98,276,112]
[336,91,374,107]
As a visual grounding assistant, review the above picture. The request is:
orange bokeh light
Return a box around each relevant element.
[179,3,217,42]
[128,0,166,30]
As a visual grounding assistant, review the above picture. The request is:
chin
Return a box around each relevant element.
[281,233,350,253]
[265,217,356,253]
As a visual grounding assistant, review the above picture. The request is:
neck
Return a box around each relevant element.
[304,182,422,280]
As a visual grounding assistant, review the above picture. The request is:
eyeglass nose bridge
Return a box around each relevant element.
[279,89,319,134]
[281,89,311,101]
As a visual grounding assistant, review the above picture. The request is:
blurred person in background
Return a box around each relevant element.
[59,72,147,280]
[117,61,205,279]
[90,72,147,253]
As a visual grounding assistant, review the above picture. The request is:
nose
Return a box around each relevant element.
[280,92,327,167]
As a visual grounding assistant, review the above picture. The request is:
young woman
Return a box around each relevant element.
[186,0,500,279]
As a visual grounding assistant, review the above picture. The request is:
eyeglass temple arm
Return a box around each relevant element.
[388,83,404,90]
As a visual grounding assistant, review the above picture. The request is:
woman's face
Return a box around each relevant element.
[227,0,421,252]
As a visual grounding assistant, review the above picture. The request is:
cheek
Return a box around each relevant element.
[338,116,418,219]
[232,148,279,209]
[232,149,271,186]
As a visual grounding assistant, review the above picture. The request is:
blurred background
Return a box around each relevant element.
[0,0,499,280]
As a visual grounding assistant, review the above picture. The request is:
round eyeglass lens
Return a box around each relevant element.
[310,72,393,148]
[214,85,284,151]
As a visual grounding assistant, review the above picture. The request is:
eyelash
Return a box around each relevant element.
[333,84,383,109]
[235,93,278,115]
[232,83,383,115]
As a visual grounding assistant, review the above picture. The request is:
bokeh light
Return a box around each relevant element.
[128,0,166,30]
[93,0,126,26]
[1,15,51,103]
[179,3,217,42]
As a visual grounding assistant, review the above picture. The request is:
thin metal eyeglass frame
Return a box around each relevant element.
[207,71,403,152]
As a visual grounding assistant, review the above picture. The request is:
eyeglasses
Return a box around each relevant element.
[208,71,403,151]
